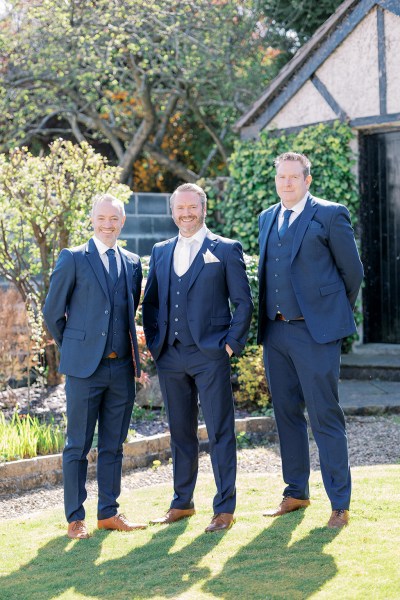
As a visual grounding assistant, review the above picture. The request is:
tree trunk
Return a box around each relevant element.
[45,341,62,386]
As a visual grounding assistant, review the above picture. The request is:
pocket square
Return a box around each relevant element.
[203,249,220,263]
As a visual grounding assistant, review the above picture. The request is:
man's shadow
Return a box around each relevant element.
[203,511,341,599]
[76,518,224,599]
[1,530,108,600]
[1,518,223,600]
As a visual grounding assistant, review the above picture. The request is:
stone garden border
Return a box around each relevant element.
[0,417,276,495]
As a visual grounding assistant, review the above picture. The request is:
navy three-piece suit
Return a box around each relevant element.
[258,195,363,509]
[142,230,253,514]
[43,238,142,522]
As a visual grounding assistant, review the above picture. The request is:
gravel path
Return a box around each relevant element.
[1,415,399,521]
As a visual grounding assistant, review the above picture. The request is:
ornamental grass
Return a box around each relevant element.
[0,412,65,462]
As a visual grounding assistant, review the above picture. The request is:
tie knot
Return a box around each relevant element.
[181,237,195,246]
[106,248,115,257]
[283,209,293,222]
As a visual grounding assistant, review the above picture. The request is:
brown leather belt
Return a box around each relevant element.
[275,313,304,322]
[105,351,118,359]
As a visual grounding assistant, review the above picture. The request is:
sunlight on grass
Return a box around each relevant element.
[1,465,399,599]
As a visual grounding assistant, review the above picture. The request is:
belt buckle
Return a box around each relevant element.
[275,313,287,322]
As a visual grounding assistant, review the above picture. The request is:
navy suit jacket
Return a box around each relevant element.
[258,195,363,344]
[43,238,142,378]
[142,230,253,361]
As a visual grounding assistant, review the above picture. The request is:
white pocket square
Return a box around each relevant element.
[203,249,220,263]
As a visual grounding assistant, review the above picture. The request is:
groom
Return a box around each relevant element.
[142,183,253,533]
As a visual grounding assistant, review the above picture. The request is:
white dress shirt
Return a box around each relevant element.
[173,224,208,276]
[278,192,310,229]
[92,236,122,276]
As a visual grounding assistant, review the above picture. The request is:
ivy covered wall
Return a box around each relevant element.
[204,120,362,354]
[206,121,360,254]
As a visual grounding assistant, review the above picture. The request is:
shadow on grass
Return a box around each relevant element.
[204,510,341,599]
[1,518,224,600]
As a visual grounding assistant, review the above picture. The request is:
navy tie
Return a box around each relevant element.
[106,248,118,285]
[278,209,293,239]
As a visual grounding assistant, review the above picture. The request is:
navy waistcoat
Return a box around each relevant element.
[166,257,200,346]
[102,263,131,358]
[265,216,302,320]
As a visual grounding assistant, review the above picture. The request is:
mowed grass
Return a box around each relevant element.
[1,465,399,600]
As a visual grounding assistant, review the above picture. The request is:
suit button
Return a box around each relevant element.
[174,332,178,335]
[101,332,106,336]
[105,310,109,314]
[175,318,179,322]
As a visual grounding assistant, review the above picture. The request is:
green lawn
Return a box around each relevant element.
[1,466,399,600]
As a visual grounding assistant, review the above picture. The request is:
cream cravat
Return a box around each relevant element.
[175,238,195,276]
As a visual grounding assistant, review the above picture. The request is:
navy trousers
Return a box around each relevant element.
[63,356,135,522]
[263,319,351,510]
[156,342,237,514]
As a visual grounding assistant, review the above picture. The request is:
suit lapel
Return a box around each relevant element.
[119,248,131,293]
[85,238,109,300]
[188,231,219,291]
[118,247,142,376]
[160,238,177,303]
[291,195,317,263]
[259,204,280,275]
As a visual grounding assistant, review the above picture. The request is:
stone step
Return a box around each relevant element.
[340,344,400,381]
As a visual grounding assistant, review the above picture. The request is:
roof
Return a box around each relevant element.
[234,0,400,134]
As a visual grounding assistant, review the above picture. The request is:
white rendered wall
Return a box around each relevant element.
[266,80,337,130]
[385,10,400,114]
[316,8,379,119]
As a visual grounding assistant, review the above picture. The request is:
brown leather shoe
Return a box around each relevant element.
[205,513,235,533]
[67,520,90,539]
[98,513,147,531]
[149,508,195,525]
[327,509,349,528]
[263,496,311,517]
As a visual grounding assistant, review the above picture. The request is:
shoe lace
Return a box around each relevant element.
[72,520,86,532]
[335,509,345,517]
[116,513,129,525]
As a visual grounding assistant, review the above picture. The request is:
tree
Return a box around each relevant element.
[0,0,285,186]
[262,0,344,46]
[0,139,131,383]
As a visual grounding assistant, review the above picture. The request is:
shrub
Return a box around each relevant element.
[204,122,362,352]
[235,345,270,412]
[222,121,359,254]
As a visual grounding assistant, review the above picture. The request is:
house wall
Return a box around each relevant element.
[385,11,400,114]
[266,7,400,133]
[315,8,379,119]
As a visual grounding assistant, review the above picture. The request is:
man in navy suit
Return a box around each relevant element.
[43,194,147,538]
[142,183,253,533]
[258,152,363,528]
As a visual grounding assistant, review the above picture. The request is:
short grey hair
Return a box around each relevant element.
[169,183,207,209]
[274,152,311,178]
[91,193,125,216]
